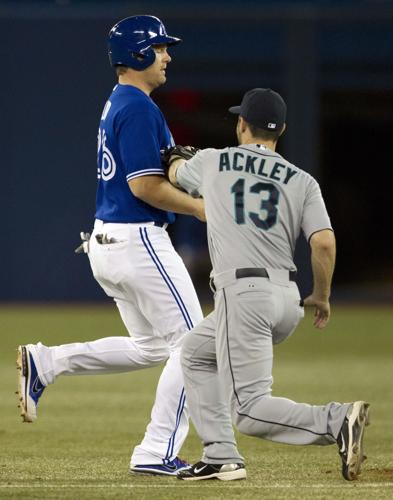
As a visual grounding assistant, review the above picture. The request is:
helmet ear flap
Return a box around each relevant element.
[107,15,181,71]
[128,48,156,70]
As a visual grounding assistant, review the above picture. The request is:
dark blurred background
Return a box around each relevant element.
[1,0,392,303]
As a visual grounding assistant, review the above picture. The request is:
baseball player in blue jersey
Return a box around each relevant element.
[16,15,204,476]
[166,89,370,481]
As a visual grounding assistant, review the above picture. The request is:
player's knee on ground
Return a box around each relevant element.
[233,412,253,436]
[232,395,275,438]
[233,411,270,437]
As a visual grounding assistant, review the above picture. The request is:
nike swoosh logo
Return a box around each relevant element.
[194,465,207,474]
[31,377,43,394]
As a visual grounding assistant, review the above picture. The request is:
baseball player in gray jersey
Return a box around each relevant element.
[166,88,370,482]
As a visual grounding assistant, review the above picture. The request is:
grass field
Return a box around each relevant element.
[0,304,392,499]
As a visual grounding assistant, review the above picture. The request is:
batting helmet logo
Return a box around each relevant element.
[108,15,182,71]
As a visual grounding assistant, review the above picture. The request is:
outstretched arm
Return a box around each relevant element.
[303,229,336,329]
[129,175,205,221]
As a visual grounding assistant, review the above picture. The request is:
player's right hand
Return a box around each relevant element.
[303,295,330,329]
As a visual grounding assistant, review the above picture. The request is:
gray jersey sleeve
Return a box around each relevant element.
[176,149,213,197]
[302,177,333,241]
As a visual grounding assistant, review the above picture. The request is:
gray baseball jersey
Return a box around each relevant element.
[177,144,349,467]
[177,144,332,274]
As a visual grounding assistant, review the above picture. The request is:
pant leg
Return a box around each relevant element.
[35,298,170,386]
[131,332,190,465]
[111,225,203,464]
[35,223,203,464]
[181,312,244,464]
[215,277,349,446]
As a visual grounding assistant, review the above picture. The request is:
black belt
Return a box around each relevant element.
[235,268,296,282]
[210,267,296,293]
[101,221,166,227]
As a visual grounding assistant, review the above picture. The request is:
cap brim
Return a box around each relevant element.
[228,105,241,114]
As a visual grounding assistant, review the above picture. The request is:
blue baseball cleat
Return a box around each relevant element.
[129,457,190,476]
[16,345,46,422]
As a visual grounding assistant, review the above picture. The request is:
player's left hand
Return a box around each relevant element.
[163,145,200,168]
[303,295,330,329]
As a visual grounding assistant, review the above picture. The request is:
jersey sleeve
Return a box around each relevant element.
[176,149,209,197]
[301,177,333,241]
[117,110,165,182]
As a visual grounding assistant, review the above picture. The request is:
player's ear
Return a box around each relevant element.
[238,116,247,133]
[279,123,286,136]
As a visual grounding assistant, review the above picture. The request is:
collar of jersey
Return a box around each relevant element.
[115,83,149,97]
[238,144,282,159]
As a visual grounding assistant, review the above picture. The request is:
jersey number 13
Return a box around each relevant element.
[231,178,279,230]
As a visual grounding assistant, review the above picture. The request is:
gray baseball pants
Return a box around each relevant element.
[181,269,349,464]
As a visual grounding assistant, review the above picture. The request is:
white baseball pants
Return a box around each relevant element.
[34,220,203,465]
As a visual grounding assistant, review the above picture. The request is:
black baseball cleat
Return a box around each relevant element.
[337,401,370,481]
[177,461,246,481]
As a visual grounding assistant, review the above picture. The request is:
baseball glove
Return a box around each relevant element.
[163,145,200,168]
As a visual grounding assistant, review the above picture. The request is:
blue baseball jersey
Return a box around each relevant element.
[95,84,175,223]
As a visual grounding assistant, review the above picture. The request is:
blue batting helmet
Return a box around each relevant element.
[108,15,181,71]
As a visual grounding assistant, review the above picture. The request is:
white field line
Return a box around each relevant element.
[0,483,392,489]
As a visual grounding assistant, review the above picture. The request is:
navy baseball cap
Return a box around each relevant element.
[229,88,287,131]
